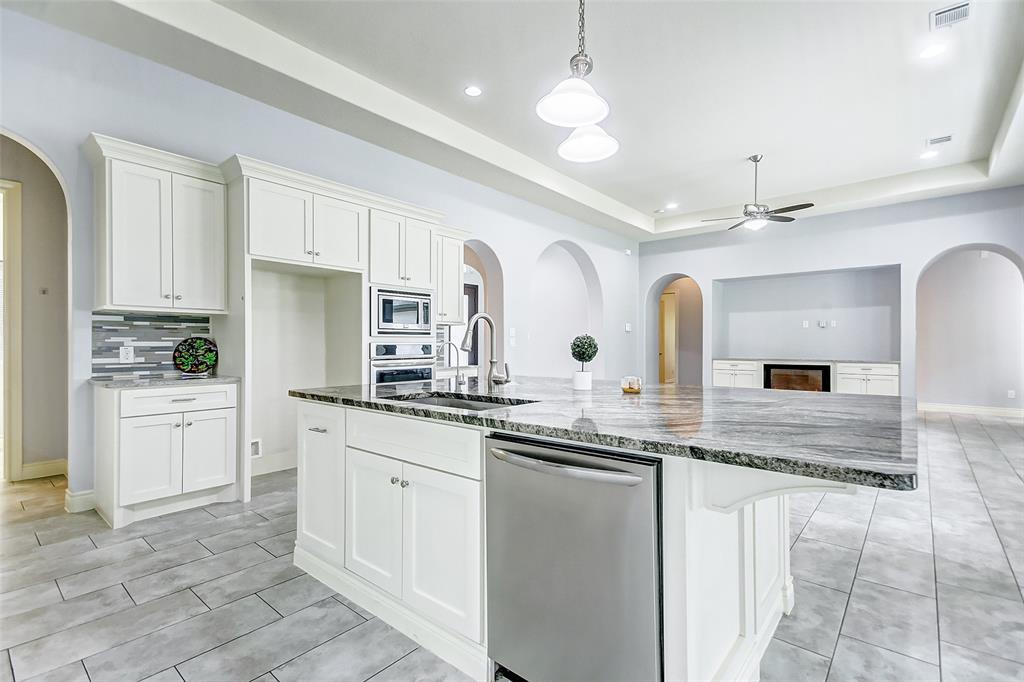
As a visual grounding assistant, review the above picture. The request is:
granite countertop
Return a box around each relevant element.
[289,377,918,490]
[90,375,241,389]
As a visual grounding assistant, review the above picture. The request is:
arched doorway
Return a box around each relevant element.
[527,241,604,378]
[645,274,703,385]
[1,134,70,481]
[453,239,504,374]
[917,244,1023,412]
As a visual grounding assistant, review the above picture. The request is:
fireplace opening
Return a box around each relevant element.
[763,364,831,392]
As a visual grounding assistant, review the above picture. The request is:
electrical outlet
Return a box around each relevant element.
[118,346,135,364]
[1010,390,1017,399]
[624,322,633,333]
[830,320,837,328]
[802,320,809,329]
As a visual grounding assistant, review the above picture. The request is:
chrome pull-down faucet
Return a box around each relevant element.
[441,341,466,388]
[460,312,511,388]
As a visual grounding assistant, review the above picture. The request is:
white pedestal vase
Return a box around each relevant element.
[573,370,593,391]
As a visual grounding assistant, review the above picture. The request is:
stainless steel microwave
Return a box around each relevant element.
[371,287,433,336]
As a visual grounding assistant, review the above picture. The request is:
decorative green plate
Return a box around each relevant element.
[173,337,219,374]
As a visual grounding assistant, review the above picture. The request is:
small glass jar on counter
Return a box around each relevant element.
[621,376,643,394]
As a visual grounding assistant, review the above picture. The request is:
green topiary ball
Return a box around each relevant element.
[570,334,599,368]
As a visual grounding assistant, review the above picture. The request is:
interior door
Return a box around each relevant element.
[659,291,678,383]
[171,174,225,310]
[110,159,173,308]
[181,408,236,493]
[401,462,482,641]
[119,412,183,505]
[439,236,464,324]
[313,194,368,270]
[248,178,313,263]
[403,218,435,289]
[296,405,346,562]
[345,447,403,596]
[369,210,404,286]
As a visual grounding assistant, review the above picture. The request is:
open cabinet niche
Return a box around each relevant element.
[249,260,365,476]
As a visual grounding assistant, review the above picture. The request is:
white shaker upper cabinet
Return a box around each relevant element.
[313,195,368,270]
[369,210,406,287]
[248,178,314,264]
[403,218,435,289]
[172,174,226,310]
[110,159,173,309]
[181,408,237,494]
[437,235,465,325]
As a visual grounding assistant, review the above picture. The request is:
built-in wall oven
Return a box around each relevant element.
[369,339,435,386]
[371,287,433,336]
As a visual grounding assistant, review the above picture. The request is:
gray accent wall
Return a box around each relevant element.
[917,249,1023,409]
[712,266,900,362]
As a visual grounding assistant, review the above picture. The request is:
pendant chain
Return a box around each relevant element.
[577,0,586,56]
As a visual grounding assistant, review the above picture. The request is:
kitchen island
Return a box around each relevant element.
[288,378,918,682]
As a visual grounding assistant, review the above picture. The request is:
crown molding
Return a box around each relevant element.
[83,133,224,183]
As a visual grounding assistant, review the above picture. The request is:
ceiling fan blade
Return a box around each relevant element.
[701,216,744,222]
[766,202,814,215]
[765,215,795,222]
[726,219,748,230]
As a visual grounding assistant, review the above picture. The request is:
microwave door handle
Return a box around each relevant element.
[490,448,643,487]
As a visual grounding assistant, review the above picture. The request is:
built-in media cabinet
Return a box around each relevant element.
[713,359,900,395]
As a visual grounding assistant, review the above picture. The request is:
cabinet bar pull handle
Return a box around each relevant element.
[185,421,193,427]
[170,397,197,403]
[174,423,182,428]
[314,251,321,256]
[390,476,400,485]
[400,480,410,488]
[306,250,313,255]
[163,294,172,299]
[307,427,328,434]
[174,295,182,300]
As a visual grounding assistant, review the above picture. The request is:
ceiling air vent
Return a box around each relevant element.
[930,2,970,30]
[927,135,953,146]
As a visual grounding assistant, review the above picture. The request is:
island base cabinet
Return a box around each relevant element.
[297,404,347,563]
[343,446,482,642]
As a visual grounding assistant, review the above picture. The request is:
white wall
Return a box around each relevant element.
[712,267,900,362]
[527,243,595,378]
[0,135,69,465]
[640,185,1024,400]
[917,249,1023,410]
[0,10,640,493]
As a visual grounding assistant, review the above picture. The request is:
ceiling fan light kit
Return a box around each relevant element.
[701,155,815,232]
[538,0,618,162]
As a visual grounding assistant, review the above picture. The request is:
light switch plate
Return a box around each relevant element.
[802,320,809,329]
[624,322,633,333]
[1010,390,1017,399]
[118,346,135,364]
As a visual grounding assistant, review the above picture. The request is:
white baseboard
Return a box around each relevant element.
[918,402,1024,419]
[19,458,67,480]
[64,488,96,513]
[251,448,296,476]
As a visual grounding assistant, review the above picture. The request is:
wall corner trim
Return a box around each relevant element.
[64,488,97,514]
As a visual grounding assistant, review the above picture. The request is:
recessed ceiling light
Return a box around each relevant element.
[464,85,482,97]
[920,149,940,160]
[665,202,679,210]
[654,209,666,214]
[919,43,947,59]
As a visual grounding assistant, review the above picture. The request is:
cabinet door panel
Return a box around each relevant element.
[313,195,368,270]
[402,463,481,641]
[110,160,173,308]
[119,413,183,505]
[865,375,899,396]
[172,175,226,310]
[345,448,403,596]
[712,370,734,387]
[732,371,758,388]
[369,210,404,286]
[403,219,435,289]
[439,236,464,324]
[837,375,866,394]
[182,408,236,493]
[297,405,346,562]
[248,178,313,262]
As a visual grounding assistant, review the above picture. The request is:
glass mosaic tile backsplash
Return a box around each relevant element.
[92,312,213,380]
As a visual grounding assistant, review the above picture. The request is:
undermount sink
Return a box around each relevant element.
[391,392,536,412]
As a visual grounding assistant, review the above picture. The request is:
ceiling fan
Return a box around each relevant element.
[702,155,814,231]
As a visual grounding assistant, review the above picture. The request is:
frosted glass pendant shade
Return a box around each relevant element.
[557,125,619,163]
[536,77,610,127]
[744,218,768,231]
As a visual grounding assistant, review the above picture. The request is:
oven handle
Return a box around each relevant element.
[490,448,643,487]
[371,359,435,368]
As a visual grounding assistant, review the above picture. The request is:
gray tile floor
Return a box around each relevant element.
[762,411,1024,682]
[0,469,471,682]
[2,411,1021,681]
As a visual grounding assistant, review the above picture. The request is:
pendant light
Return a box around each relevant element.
[537,0,618,162]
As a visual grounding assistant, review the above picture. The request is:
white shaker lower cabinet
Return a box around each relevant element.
[345,447,404,597]
[296,404,347,563]
[836,363,900,396]
[713,361,759,388]
[95,383,239,529]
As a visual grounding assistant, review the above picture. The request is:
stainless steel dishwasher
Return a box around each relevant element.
[485,435,662,682]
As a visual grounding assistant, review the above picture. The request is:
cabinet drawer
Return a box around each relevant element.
[121,384,237,417]
[713,360,758,372]
[346,408,481,479]
[836,363,898,376]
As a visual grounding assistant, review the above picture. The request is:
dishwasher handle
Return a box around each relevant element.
[490,447,644,487]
